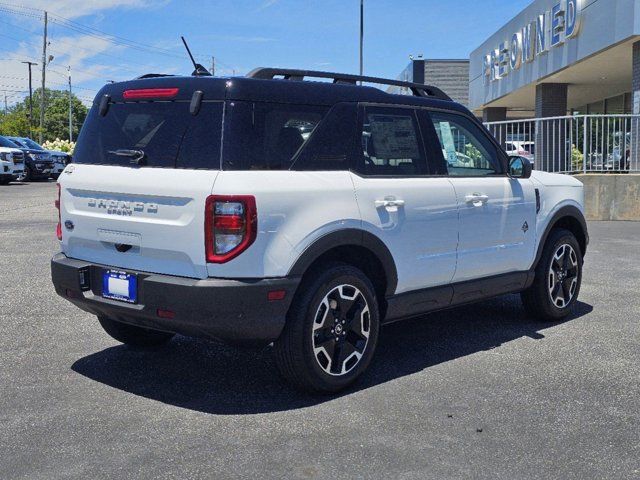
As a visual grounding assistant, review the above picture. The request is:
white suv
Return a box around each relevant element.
[0,136,25,184]
[51,69,588,393]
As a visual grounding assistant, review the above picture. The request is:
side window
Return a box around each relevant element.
[354,106,428,176]
[430,112,502,176]
[292,103,357,171]
[223,102,328,170]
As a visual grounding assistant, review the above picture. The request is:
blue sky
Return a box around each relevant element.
[0,0,531,106]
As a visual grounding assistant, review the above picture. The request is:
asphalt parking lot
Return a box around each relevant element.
[1,181,638,480]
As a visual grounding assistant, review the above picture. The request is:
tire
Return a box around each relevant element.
[20,166,32,182]
[0,177,9,185]
[51,173,60,180]
[97,316,175,347]
[521,228,583,321]
[274,262,380,394]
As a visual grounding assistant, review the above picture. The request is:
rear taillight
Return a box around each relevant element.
[55,183,62,241]
[205,195,257,263]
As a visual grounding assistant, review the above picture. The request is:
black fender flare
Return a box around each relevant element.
[534,205,589,267]
[288,228,398,296]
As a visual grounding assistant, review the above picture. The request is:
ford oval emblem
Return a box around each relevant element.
[64,220,75,231]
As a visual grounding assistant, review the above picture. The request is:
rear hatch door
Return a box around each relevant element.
[59,80,225,279]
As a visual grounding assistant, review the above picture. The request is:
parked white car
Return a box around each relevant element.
[0,136,25,184]
[51,69,588,393]
[505,140,535,164]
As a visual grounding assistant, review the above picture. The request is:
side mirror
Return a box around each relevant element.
[508,156,532,179]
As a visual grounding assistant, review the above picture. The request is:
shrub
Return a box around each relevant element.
[43,138,75,154]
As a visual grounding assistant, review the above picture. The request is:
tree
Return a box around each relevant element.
[0,87,88,142]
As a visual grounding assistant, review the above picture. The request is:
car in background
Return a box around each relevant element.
[6,137,56,181]
[0,136,25,184]
[11,137,73,178]
[505,141,535,165]
[8,136,71,179]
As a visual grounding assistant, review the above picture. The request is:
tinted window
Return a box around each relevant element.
[355,106,427,176]
[74,101,223,169]
[18,138,44,150]
[430,112,501,176]
[223,102,328,170]
[292,103,357,171]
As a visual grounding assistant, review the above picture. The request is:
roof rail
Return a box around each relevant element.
[246,67,452,102]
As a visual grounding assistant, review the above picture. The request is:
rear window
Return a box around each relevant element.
[74,100,223,169]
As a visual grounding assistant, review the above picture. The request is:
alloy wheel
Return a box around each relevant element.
[548,243,579,308]
[312,284,371,376]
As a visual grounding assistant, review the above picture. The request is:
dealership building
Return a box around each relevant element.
[394,0,640,219]
[392,58,470,106]
[469,0,639,120]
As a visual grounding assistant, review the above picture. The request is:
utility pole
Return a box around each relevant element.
[3,91,7,114]
[68,66,73,142]
[359,0,364,82]
[21,61,37,138]
[211,56,215,76]
[39,10,48,144]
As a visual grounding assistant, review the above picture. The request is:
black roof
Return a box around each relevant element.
[93,69,470,115]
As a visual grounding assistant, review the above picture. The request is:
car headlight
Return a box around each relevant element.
[0,152,8,161]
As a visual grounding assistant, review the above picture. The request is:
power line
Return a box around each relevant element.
[0,2,224,64]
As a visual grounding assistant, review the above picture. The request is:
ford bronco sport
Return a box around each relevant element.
[51,68,588,393]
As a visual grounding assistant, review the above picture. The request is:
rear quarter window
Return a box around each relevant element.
[222,102,328,170]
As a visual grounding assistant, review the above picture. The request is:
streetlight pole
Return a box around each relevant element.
[21,61,37,138]
[39,10,48,144]
[68,66,73,142]
[359,0,364,81]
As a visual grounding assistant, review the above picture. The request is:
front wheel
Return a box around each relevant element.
[274,263,380,394]
[97,316,175,347]
[19,166,32,182]
[522,228,583,321]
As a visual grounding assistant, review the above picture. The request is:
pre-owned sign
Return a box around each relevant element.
[483,0,583,84]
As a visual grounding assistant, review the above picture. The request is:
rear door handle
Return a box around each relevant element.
[465,194,489,205]
[375,198,405,208]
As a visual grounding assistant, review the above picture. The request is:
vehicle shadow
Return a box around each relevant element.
[71,295,593,414]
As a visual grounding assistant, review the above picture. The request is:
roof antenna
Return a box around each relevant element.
[181,36,211,77]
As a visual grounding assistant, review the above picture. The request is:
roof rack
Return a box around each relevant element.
[246,67,452,102]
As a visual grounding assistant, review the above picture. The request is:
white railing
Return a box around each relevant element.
[484,115,640,174]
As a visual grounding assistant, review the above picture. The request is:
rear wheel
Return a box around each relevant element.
[97,316,175,347]
[522,228,583,321]
[274,263,380,394]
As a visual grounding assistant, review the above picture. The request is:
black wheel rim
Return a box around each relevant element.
[548,243,579,308]
[312,284,371,376]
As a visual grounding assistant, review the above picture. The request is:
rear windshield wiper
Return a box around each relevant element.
[108,149,146,166]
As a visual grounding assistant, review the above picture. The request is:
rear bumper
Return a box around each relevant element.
[51,253,300,346]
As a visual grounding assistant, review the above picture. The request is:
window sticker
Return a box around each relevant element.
[438,121,459,165]
[368,114,419,159]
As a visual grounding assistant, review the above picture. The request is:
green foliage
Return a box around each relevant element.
[571,144,584,171]
[0,87,88,142]
[465,143,483,163]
